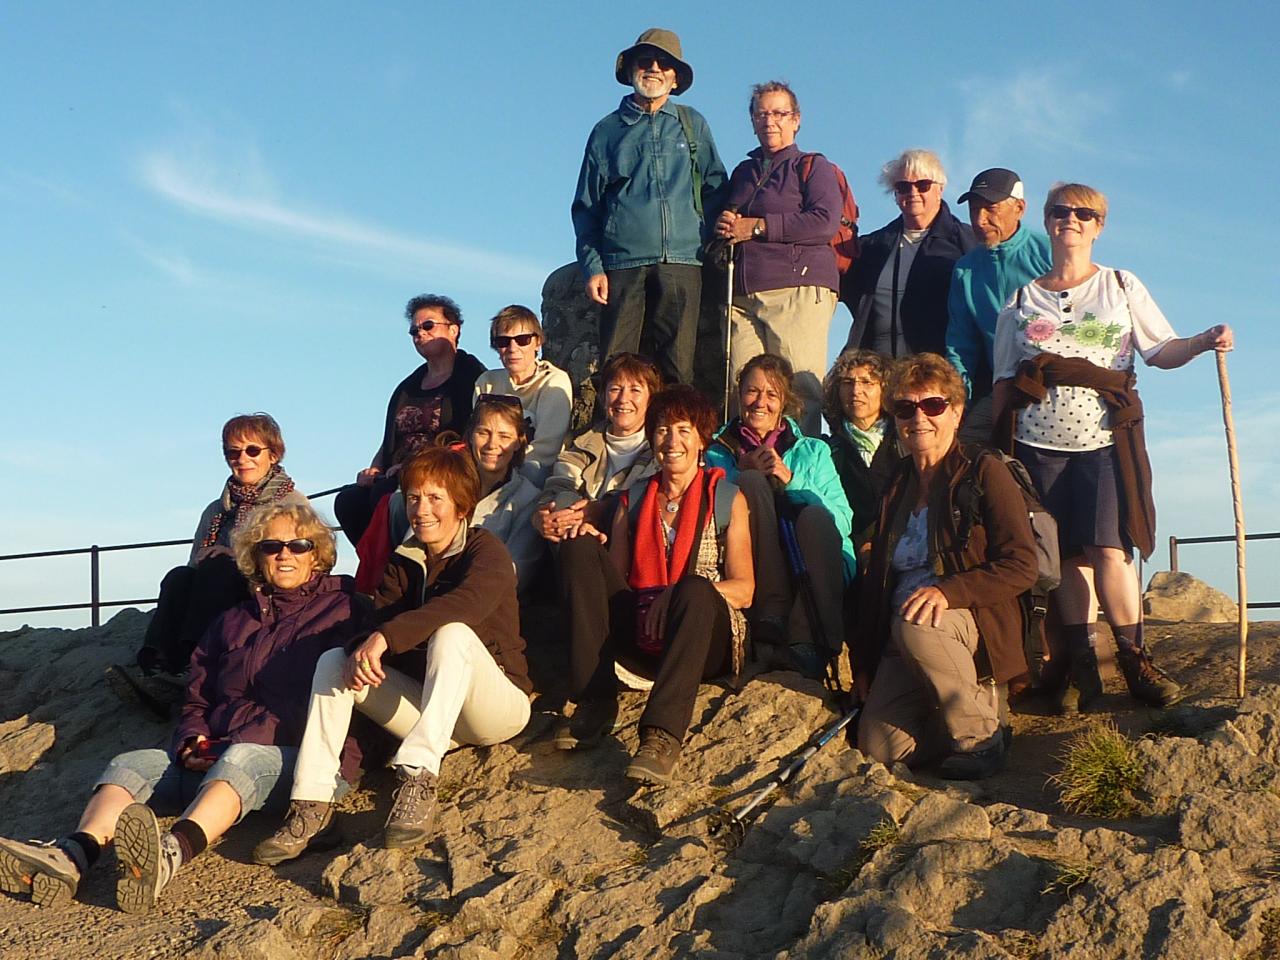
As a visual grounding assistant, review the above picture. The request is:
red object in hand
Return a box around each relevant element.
[191,739,230,761]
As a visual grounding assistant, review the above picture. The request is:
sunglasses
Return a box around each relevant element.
[224,444,266,460]
[256,538,315,556]
[893,396,951,419]
[491,332,538,350]
[408,319,454,336]
[632,52,676,72]
[476,393,523,411]
[1049,205,1102,222]
[894,179,935,195]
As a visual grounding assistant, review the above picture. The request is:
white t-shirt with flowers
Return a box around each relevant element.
[993,267,1176,452]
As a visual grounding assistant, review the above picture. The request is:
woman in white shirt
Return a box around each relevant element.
[993,182,1233,713]
[473,305,573,484]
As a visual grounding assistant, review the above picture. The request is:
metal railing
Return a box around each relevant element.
[0,487,343,627]
[1168,532,1279,610]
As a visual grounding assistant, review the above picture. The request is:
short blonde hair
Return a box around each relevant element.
[891,353,967,411]
[878,148,947,193]
[1044,182,1108,224]
[737,353,803,421]
[233,500,337,585]
[489,304,545,341]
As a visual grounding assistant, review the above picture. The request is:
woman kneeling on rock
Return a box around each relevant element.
[0,500,362,912]
[254,446,532,864]
[554,385,753,784]
[853,353,1037,780]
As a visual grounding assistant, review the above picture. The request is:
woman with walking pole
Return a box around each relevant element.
[992,182,1234,713]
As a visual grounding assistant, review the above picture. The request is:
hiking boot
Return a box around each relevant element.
[789,643,832,682]
[553,698,620,751]
[1052,647,1103,716]
[1117,648,1184,707]
[0,837,85,907]
[938,737,1007,781]
[253,801,339,866]
[105,664,185,721]
[115,804,180,914]
[624,727,682,785]
[383,769,437,849]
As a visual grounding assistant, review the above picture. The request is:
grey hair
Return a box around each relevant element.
[877,148,947,193]
[748,80,799,116]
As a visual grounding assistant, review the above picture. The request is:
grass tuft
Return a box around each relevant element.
[817,817,903,900]
[1041,859,1094,896]
[1048,722,1144,818]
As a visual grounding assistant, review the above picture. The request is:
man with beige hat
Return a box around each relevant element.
[571,28,727,385]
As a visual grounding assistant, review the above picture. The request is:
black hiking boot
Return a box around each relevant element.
[383,769,437,849]
[938,735,1007,781]
[553,698,620,751]
[253,801,339,866]
[625,727,682,785]
[1117,647,1184,707]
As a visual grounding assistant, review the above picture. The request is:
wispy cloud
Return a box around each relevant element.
[121,230,203,285]
[137,142,550,288]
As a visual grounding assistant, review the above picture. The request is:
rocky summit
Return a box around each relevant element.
[1,608,1279,959]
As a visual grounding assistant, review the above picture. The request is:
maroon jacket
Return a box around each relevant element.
[855,443,1037,684]
[175,574,366,779]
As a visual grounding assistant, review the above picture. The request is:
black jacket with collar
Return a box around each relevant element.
[840,201,976,356]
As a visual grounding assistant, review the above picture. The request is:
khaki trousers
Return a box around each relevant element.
[291,624,530,800]
[858,608,999,766]
[728,285,838,436]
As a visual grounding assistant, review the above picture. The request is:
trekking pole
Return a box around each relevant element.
[723,241,736,422]
[1215,351,1248,697]
[708,705,861,850]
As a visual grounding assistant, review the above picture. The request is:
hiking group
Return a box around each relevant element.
[0,27,1235,917]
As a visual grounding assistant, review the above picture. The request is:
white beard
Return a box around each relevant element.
[632,73,674,101]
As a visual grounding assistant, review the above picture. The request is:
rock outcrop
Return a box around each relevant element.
[1143,570,1239,623]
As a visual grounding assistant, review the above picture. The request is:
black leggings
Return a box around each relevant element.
[558,535,732,741]
[139,555,247,673]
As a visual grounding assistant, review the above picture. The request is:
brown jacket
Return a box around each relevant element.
[358,527,532,694]
[995,352,1155,559]
[855,443,1038,684]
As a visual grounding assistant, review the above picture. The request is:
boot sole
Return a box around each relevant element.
[0,842,77,908]
[624,759,675,785]
[104,666,173,721]
[553,718,624,752]
[115,804,162,914]
[383,826,433,850]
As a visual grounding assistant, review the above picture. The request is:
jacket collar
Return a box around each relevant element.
[394,523,468,573]
[619,95,678,125]
[746,143,801,163]
[891,200,959,242]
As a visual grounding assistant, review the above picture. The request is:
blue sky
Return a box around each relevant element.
[2,2,1278,629]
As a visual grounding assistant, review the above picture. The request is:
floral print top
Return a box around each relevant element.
[993,267,1176,451]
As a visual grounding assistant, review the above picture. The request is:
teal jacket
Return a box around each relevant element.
[706,417,857,580]
[572,96,727,279]
[946,226,1052,399]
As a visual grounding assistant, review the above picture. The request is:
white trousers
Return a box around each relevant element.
[728,284,838,436]
[291,622,531,801]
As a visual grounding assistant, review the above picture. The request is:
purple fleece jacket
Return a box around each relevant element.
[724,143,841,296]
[174,573,367,781]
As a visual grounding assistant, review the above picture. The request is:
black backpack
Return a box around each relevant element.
[954,447,1061,680]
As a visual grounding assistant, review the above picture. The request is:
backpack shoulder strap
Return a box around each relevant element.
[713,477,738,537]
[675,105,703,221]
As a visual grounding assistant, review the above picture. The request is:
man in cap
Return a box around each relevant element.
[946,167,1052,442]
[571,28,727,385]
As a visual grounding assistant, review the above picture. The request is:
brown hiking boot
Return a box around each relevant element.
[0,837,85,908]
[1117,648,1184,707]
[625,727,682,785]
[384,769,437,849]
[115,804,181,914]
[253,801,339,866]
[553,698,620,751]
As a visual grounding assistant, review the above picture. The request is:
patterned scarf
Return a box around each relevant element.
[201,465,296,549]
[843,418,887,467]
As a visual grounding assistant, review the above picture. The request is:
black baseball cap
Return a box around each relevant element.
[957,168,1024,204]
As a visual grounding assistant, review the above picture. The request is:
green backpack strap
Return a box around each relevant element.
[676,105,704,222]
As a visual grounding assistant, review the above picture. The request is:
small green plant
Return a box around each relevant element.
[625,846,648,867]
[862,818,901,853]
[1041,859,1094,895]
[312,907,366,944]
[1048,722,1144,818]
[416,910,452,931]
[998,929,1042,960]
[817,817,903,900]
[436,779,458,804]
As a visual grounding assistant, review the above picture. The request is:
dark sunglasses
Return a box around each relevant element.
[491,332,538,350]
[476,393,523,411]
[1049,205,1102,222]
[894,179,935,195]
[893,396,951,419]
[408,319,454,336]
[224,444,266,460]
[632,52,676,72]
[256,538,315,556]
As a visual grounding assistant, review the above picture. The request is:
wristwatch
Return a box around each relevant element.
[751,220,765,238]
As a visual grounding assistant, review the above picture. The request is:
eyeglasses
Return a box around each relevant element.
[892,396,951,419]
[224,444,266,460]
[839,377,879,389]
[1049,205,1102,222]
[894,179,936,195]
[256,538,315,556]
[752,110,796,124]
[491,332,538,350]
[476,393,522,411]
[408,319,454,337]
[632,52,676,72]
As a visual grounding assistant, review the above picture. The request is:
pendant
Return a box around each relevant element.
[664,500,679,514]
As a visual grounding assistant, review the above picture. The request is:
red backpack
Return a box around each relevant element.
[800,153,860,273]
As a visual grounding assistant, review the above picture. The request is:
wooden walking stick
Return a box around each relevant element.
[1216,351,1248,697]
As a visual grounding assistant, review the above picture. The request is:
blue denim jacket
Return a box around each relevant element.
[571,96,727,279]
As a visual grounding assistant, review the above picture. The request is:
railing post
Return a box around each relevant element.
[1168,536,1178,573]
[90,545,100,628]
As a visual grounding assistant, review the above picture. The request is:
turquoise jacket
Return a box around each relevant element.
[706,417,857,580]
[946,225,1052,399]
[572,96,727,279]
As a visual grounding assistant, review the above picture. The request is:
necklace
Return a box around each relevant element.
[661,485,689,514]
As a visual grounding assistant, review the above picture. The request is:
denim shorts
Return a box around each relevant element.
[95,743,297,823]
